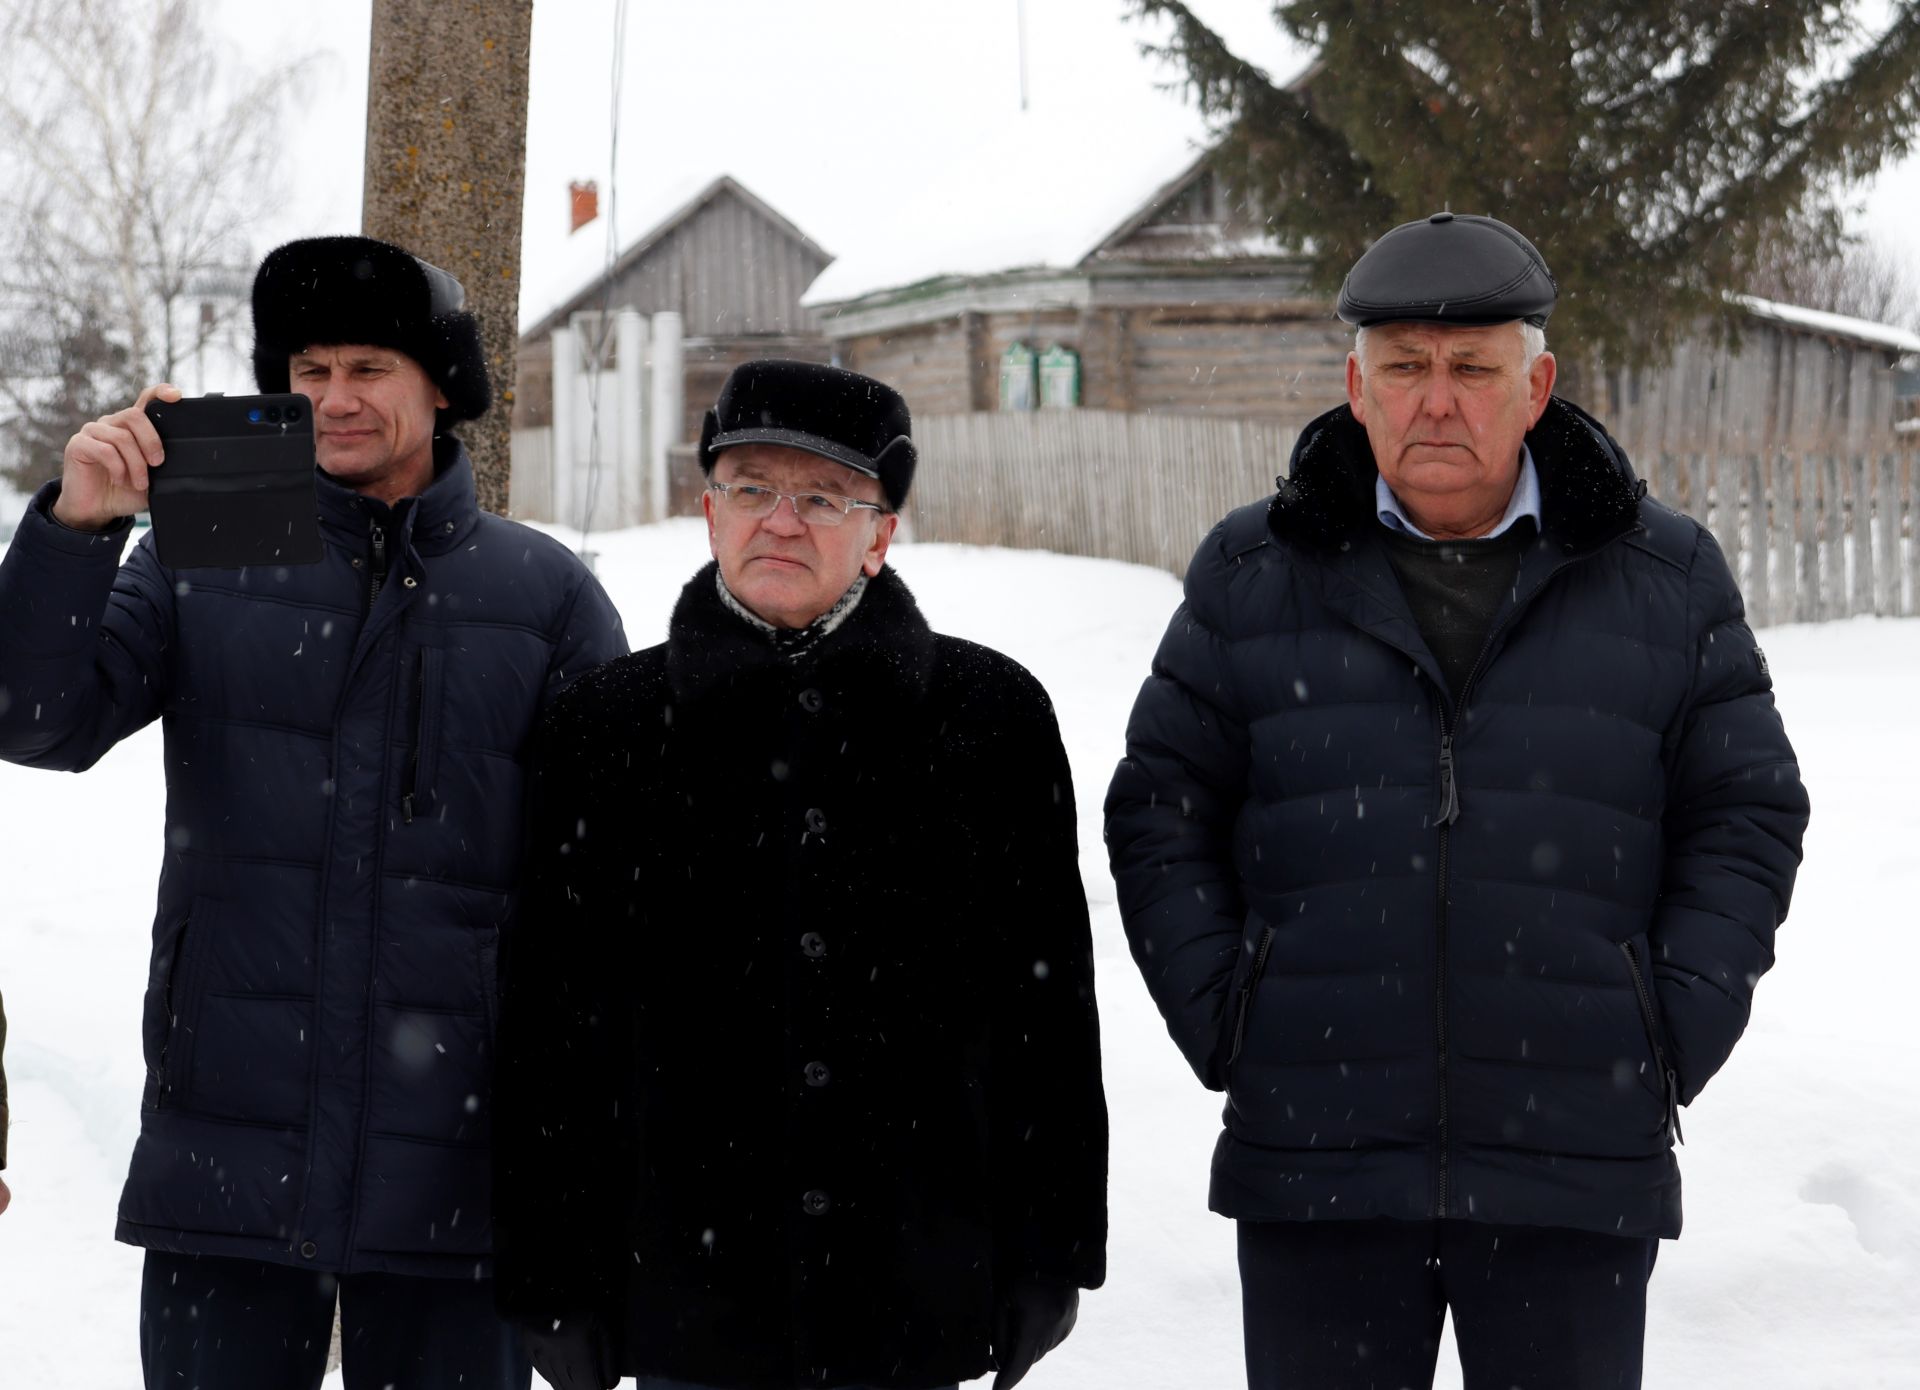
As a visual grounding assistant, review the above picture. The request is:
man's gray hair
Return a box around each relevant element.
[1354,321,1547,368]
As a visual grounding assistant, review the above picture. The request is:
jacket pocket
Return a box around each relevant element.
[1620,939,1683,1145]
[1226,923,1278,1075]
[153,901,214,1108]
[402,645,444,823]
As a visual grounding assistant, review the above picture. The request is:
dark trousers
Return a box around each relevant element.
[1238,1219,1658,1390]
[140,1250,532,1390]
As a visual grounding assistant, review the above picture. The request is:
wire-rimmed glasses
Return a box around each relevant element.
[708,481,886,527]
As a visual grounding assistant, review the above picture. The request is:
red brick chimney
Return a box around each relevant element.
[569,181,599,234]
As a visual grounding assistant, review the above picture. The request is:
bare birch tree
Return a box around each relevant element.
[0,0,301,490]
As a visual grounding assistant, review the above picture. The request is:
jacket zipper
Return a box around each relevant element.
[1620,941,1684,1145]
[1433,662,1490,1217]
[368,520,388,609]
[1227,924,1278,1068]
[1429,544,1606,1218]
[401,649,425,824]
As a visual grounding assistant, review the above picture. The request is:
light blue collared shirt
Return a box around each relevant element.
[1376,447,1542,541]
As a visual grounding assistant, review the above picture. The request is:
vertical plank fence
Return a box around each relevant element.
[913,411,1298,577]
[1771,452,1797,624]
[911,410,1918,627]
[1635,447,1916,626]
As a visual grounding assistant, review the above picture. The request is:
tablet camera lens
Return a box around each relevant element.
[267,407,283,423]
[248,408,263,423]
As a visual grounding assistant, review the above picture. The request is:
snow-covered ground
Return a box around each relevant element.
[0,519,1915,1388]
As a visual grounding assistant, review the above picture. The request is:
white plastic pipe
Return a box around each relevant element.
[615,310,648,528]
[649,312,684,522]
[549,325,577,529]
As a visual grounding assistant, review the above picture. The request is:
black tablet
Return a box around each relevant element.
[144,393,324,569]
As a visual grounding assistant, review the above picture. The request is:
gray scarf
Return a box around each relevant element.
[715,569,870,662]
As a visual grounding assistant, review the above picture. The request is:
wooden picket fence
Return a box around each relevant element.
[908,410,1920,627]
[1634,451,1918,626]
[912,411,1298,578]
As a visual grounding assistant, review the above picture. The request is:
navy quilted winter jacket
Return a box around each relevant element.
[1105,399,1808,1240]
[0,443,626,1275]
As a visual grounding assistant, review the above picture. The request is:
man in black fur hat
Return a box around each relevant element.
[0,235,626,1389]
[495,359,1109,1390]
[1106,214,1808,1389]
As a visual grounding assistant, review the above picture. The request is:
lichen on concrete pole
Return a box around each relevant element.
[362,0,533,517]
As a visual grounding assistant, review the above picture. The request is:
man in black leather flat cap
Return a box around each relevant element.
[1106,214,1808,1388]
[495,360,1108,1390]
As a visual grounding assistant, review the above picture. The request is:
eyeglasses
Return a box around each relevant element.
[708,481,886,527]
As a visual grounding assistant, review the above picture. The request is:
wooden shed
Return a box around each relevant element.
[1597,296,1920,458]
[514,175,833,454]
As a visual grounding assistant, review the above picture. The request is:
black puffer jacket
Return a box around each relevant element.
[496,562,1107,1390]
[1105,399,1808,1240]
[0,443,626,1274]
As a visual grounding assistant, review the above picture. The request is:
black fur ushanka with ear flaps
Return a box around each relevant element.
[250,236,491,425]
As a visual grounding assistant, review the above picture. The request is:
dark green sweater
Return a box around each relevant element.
[1379,522,1535,702]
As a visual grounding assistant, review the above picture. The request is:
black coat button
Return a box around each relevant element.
[800,932,827,958]
[804,1060,831,1087]
[802,1189,831,1216]
[299,1240,318,1259]
[805,807,828,834]
[799,688,824,713]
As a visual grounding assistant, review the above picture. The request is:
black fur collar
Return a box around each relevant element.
[665,560,938,705]
[1268,396,1645,552]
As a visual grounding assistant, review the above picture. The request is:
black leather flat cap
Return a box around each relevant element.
[1336,212,1557,327]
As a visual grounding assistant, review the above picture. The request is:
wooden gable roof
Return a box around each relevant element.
[522,174,832,342]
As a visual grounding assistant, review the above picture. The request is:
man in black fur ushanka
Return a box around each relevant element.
[495,360,1108,1390]
[1106,214,1809,1390]
[0,236,627,1388]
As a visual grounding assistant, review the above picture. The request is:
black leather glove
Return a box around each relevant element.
[992,1280,1080,1390]
[520,1310,617,1390]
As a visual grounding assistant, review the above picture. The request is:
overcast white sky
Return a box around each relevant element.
[220,0,1920,329]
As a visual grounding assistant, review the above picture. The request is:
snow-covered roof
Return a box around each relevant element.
[1733,294,1920,356]
[506,0,1309,335]
[519,174,826,337]
[801,106,1210,309]
[518,172,722,334]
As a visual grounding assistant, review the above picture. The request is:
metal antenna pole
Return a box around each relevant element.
[1018,0,1029,111]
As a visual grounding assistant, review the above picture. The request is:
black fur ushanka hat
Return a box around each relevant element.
[699,359,917,511]
[250,236,491,425]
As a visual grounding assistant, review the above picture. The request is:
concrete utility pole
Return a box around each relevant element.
[362,0,534,517]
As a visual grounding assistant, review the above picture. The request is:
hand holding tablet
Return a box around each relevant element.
[141,392,325,568]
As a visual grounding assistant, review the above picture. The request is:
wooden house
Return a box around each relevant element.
[806,154,1351,426]
[807,154,1919,456]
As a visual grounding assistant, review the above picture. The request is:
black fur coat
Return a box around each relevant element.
[495,563,1107,1390]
